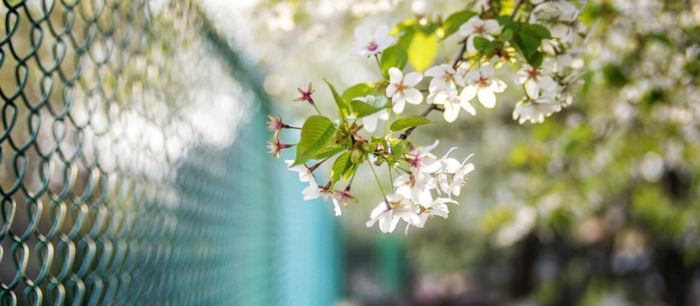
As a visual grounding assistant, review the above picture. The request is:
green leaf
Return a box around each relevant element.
[418,23,440,35]
[407,30,438,73]
[473,37,490,52]
[380,45,408,77]
[324,79,351,118]
[294,115,339,165]
[391,19,416,36]
[473,37,501,56]
[442,10,477,38]
[526,51,544,69]
[523,24,552,39]
[397,27,416,49]
[511,30,545,68]
[312,146,345,160]
[350,94,390,117]
[342,83,376,102]
[343,163,358,180]
[390,115,432,132]
[350,100,382,118]
[389,139,407,159]
[367,95,389,109]
[516,30,541,55]
[331,151,353,183]
[500,29,514,41]
[496,15,516,30]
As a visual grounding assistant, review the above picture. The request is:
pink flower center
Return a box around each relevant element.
[443,73,454,82]
[396,82,406,93]
[406,156,421,168]
[527,68,541,80]
[301,92,312,101]
[477,76,489,87]
[367,41,378,52]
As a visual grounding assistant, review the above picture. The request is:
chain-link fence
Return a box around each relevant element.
[0,0,340,304]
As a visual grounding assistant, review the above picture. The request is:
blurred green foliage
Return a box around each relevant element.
[402,0,700,304]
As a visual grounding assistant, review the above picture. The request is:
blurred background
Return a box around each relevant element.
[1,0,699,305]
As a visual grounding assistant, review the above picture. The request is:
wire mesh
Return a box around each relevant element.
[1,0,340,305]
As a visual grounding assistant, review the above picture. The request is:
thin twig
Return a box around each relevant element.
[368,161,390,208]
[452,37,468,70]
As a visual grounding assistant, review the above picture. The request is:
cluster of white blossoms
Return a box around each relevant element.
[285,160,352,217]
[366,141,474,233]
[286,139,474,234]
[270,0,589,234]
[350,24,510,123]
[512,1,587,123]
[427,64,507,122]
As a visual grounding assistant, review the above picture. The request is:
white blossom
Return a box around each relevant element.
[366,194,420,233]
[331,188,353,216]
[415,197,456,228]
[530,1,583,43]
[431,89,476,122]
[386,67,423,113]
[459,16,501,53]
[461,65,507,109]
[285,160,314,183]
[394,141,443,204]
[441,155,475,197]
[512,96,563,124]
[405,140,442,183]
[350,25,393,57]
[424,64,465,93]
[515,63,558,98]
[301,182,318,200]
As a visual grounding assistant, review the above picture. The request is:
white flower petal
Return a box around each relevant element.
[424,65,443,77]
[491,79,507,93]
[363,115,378,132]
[524,81,538,98]
[354,26,372,44]
[332,199,342,216]
[374,24,390,41]
[458,22,473,37]
[443,102,460,122]
[381,214,400,233]
[484,19,501,34]
[464,71,480,83]
[423,140,440,154]
[403,72,423,87]
[460,85,477,102]
[392,96,406,113]
[453,74,465,87]
[466,35,477,53]
[422,160,443,173]
[478,88,497,108]
[404,88,424,105]
[460,99,477,116]
[393,174,411,187]
[388,67,403,85]
[386,84,397,97]
[516,69,530,84]
[480,65,495,78]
